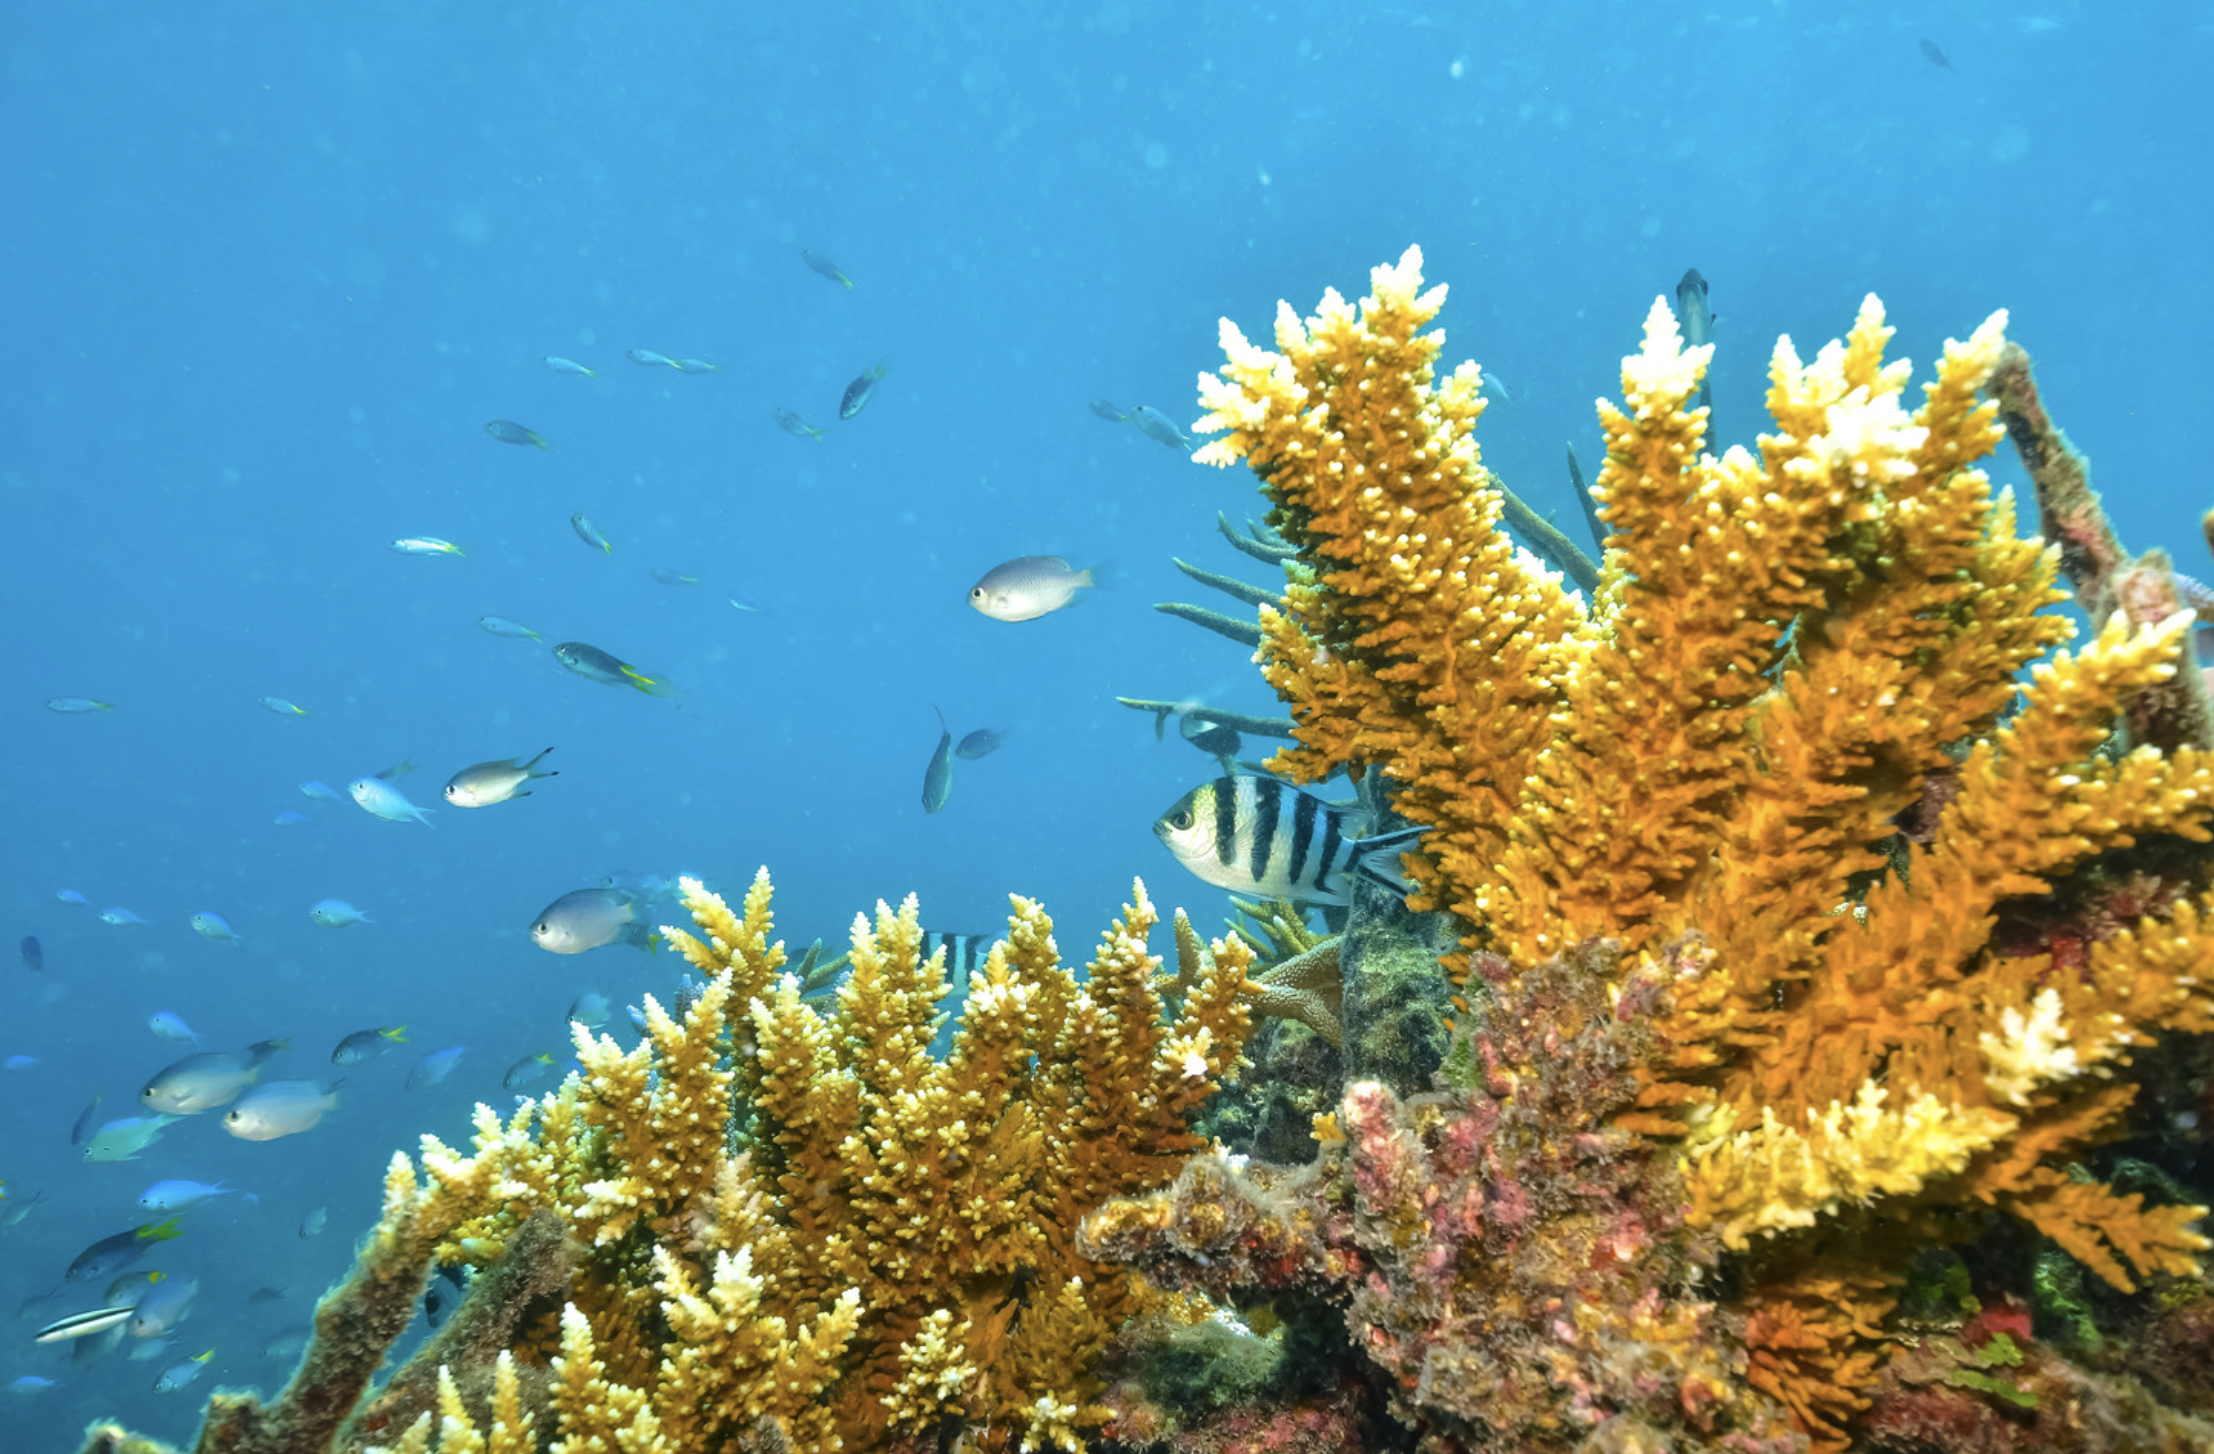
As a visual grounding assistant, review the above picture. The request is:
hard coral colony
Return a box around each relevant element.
[87,252,2214,1454]
[1090,249,2214,1450]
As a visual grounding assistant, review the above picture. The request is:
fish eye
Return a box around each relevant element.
[970,587,985,600]
[1170,809,1194,830]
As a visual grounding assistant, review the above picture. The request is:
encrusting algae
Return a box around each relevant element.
[1084,248,2214,1451]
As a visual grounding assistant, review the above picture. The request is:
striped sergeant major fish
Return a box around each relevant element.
[1152,776,1423,906]
[924,931,998,991]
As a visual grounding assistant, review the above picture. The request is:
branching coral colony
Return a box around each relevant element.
[1083,249,2214,1452]
[89,873,1257,1454]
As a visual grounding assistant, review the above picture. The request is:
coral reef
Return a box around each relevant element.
[1090,248,2214,1451]
[88,872,1258,1454]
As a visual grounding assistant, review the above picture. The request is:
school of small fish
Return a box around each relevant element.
[8,233,1508,1417]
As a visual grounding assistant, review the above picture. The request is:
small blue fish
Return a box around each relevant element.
[300,781,344,802]
[570,514,614,554]
[56,889,89,905]
[299,1207,328,1238]
[478,615,541,641]
[148,1012,200,1045]
[310,899,373,929]
[349,777,433,825]
[84,1114,184,1162]
[800,249,853,288]
[5,1054,38,1070]
[259,697,308,717]
[542,355,596,377]
[189,912,245,945]
[153,1349,215,1393]
[273,810,313,827]
[626,348,677,368]
[390,537,465,557]
[45,697,116,714]
[728,590,766,614]
[138,1179,235,1212]
[9,1375,58,1394]
[484,419,549,450]
[100,907,147,927]
[671,358,720,374]
[772,407,826,441]
[406,1046,467,1091]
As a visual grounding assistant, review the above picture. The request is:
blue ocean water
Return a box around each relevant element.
[2,1,2207,1441]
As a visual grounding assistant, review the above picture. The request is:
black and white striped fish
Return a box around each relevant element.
[923,931,997,990]
[1152,776,1422,905]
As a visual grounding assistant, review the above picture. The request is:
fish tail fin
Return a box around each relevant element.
[621,667,683,701]
[142,1216,186,1242]
[384,1025,408,1043]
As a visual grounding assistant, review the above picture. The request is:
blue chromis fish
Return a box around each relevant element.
[35,1304,139,1342]
[650,567,699,586]
[310,898,374,928]
[1088,399,1132,423]
[100,906,147,926]
[955,727,1006,761]
[570,514,614,553]
[259,696,307,716]
[443,748,557,807]
[772,407,826,441]
[542,355,596,377]
[484,419,549,450]
[83,1114,182,1161]
[138,1179,234,1212]
[567,992,611,1028]
[838,360,889,420]
[552,642,680,699]
[349,776,434,825]
[921,707,954,815]
[66,1219,184,1282]
[391,537,466,557]
[625,348,677,368]
[332,1025,407,1064]
[299,1207,327,1239]
[1129,405,1198,451]
[46,697,116,714]
[504,1052,557,1091]
[189,912,244,945]
[405,1046,466,1091]
[300,780,344,802]
[20,935,43,971]
[151,1012,202,1045]
[728,590,765,614]
[1152,775,1425,906]
[56,889,89,904]
[274,809,313,827]
[478,615,541,640]
[530,888,655,955]
[223,1080,339,1140]
[967,556,1097,622]
[671,357,720,374]
[153,1349,215,1393]
[800,248,853,288]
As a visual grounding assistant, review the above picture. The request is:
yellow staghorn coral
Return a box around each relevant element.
[358,869,1254,1454]
[1187,247,2214,1449]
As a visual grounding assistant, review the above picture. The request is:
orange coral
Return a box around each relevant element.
[1189,247,2214,1446]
